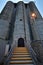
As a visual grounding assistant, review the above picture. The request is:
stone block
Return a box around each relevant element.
[0,19,10,39]
[0,39,7,63]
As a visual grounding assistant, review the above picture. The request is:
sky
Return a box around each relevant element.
[0,0,43,17]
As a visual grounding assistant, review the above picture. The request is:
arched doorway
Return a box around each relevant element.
[18,38,24,47]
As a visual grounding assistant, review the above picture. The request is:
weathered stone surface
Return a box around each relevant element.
[29,1,42,19]
[0,39,7,63]
[0,1,14,22]
[0,1,43,64]
[0,19,10,40]
[30,19,43,40]
[0,19,9,39]
[31,41,43,62]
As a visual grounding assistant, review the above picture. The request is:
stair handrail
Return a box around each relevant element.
[30,40,41,65]
[4,43,16,65]
[30,40,43,65]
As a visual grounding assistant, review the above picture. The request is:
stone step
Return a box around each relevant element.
[10,60,34,64]
[14,47,28,51]
[13,51,28,53]
[12,55,31,57]
[12,53,30,55]
[9,47,34,65]
[12,55,31,56]
[10,64,34,65]
[10,57,32,60]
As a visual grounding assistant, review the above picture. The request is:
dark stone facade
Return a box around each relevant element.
[0,1,43,64]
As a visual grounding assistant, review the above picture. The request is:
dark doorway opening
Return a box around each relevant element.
[18,38,24,47]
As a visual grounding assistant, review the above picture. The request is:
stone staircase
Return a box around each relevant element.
[9,47,34,65]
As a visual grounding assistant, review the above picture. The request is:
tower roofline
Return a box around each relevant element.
[29,1,35,4]
[17,1,24,3]
[6,1,14,4]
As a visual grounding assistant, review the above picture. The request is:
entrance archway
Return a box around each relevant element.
[18,38,24,47]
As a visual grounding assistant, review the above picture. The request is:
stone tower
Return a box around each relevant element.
[0,1,43,64]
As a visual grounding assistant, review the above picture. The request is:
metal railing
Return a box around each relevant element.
[30,40,43,65]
